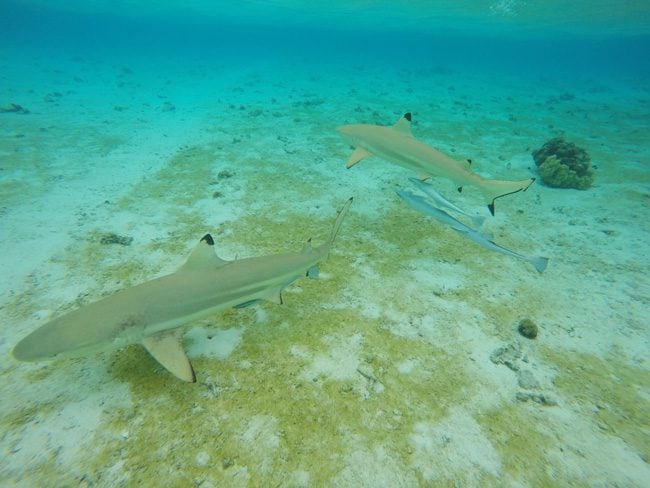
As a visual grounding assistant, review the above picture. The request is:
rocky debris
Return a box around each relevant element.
[490,342,522,371]
[0,103,29,114]
[99,233,133,246]
[518,318,538,339]
[491,342,557,406]
[217,169,234,180]
[517,369,540,390]
[515,391,557,406]
[161,101,176,112]
[44,92,62,103]
[532,137,594,189]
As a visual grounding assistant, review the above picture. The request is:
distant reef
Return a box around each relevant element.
[532,137,594,190]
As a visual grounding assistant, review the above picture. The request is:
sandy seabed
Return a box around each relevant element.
[1,47,649,487]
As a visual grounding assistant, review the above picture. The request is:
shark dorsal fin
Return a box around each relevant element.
[393,112,413,136]
[301,238,313,253]
[459,159,472,170]
[142,330,196,382]
[181,234,228,272]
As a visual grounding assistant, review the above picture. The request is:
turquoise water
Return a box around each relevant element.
[1,2,649,487]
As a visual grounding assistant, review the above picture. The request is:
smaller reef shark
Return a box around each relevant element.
[338,113,535,215]
[13,198,353,382]
[397,190,548,273]
[407,177,485,228]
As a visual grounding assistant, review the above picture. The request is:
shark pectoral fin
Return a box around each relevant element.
[234,299,261,309]
[142,331,196,383]
[346,147,373,168]
[418,173,430,181]
[181,234,229,273]
[392,112,413,136]
[306,265,319,279]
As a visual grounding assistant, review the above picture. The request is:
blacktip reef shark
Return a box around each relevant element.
[397,190,548,273]
[13,198,353,382]
[338,113,535,215]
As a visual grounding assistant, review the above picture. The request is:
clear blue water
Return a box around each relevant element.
[3,1,650,76]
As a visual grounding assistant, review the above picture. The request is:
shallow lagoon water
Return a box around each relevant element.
[1,2,649,486]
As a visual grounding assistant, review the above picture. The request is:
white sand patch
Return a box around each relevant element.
[333,444,417,487]
[544,408,650,486]
[185,326,243,359]
[299,333,364,382]
[410,408,502,483]
[396,358,418,374]
[406,259,469,294]
[195,450,210,467]
[239,415,281,475]
[288,344,311,360]
[1,376,131,483]
[290,470,310,487]
[241,415,281,449]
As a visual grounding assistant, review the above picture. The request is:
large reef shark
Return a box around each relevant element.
[338,113,535,215]
[13,198,353,382]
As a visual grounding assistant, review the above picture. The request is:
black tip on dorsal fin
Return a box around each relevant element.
[525,177,536,190]
[404,112,412,121]
[467,159,472,166]
[457,186,463,193]
[201,234,215,246]
[488,203,495,216]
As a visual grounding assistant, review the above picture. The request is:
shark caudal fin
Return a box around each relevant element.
[478,177,536,215]
[328,197,353,246]
[314,197,353,256]
[530,256,549,274]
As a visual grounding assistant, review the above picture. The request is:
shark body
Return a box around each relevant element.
[13,198,353,382]
[338,113,535,215]
[397,190,548,273]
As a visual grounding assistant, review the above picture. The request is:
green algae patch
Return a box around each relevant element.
[0,178,33,208]
[117,144,221,209]
[144,207,211,256]
[473,279,548,342]
[477,404,557,486]
[541,347,650,461]
[50,233,151,290]
[2,278,44,323]
[94,303,472,486]
[1,398,57,430]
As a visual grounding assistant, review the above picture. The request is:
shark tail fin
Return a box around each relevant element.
[471,215,486,228]
[324,197,353,251]
[478,177,536,215]
[530,256,549,274]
